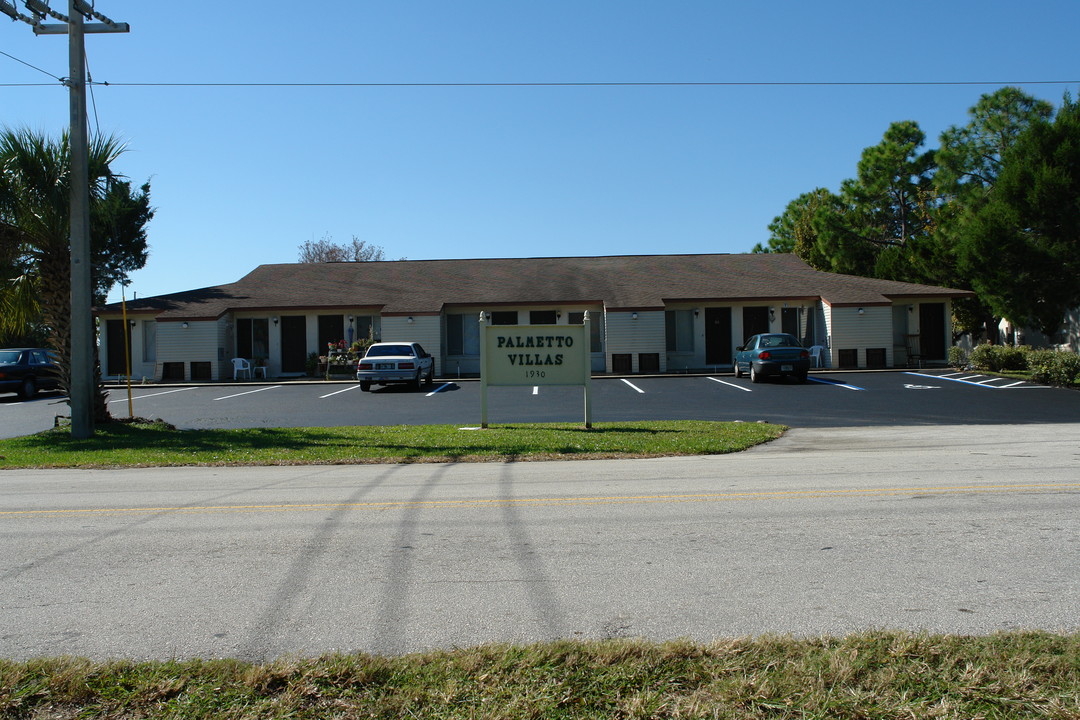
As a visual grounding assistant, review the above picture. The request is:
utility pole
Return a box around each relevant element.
[1,1,128,438]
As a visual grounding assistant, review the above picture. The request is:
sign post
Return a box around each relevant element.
[480,312,593,428]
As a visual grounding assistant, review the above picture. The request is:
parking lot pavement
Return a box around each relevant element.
[1,370,1078,439]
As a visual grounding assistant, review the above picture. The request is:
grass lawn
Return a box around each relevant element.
[0,420,784,469]
[2,632,1078,719]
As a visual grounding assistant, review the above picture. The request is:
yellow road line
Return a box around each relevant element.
[2,482,1078,518]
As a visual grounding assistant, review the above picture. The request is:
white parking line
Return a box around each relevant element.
[707,377,752,392]
[214,386,282,401]
[621,379,645,393]
[320,384,363,399]
[426,383,454,397]
[806,377,865,391]
[106,387,197,404]
[905,372,1046,389]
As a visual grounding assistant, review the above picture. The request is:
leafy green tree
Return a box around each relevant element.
[788,122,938,281]
[759,188,839,268]
[934,87,1053,339]
[0,128,152,419]
[959,95,1080,335]
[936,87,1053,197]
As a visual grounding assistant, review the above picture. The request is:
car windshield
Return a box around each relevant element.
[759,334,802,348]
[366,345,414,357]
[0,351,21,364]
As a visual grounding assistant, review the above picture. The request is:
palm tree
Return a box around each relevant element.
[0,127,151,421]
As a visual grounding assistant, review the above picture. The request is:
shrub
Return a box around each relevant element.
[1027,349,1080,386]
[968,343,1028,372]
[947,346,968,369]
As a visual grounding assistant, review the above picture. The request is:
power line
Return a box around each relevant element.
[0,48,61,80]
[96,79,1080,88]
[85,50,99,134]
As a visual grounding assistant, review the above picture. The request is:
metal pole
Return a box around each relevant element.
[583,312,592,429]
[121,285,133,417]
[479,311,488,428]
[67,1,94,438]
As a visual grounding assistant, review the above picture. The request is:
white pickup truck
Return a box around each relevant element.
[355,342,435,391]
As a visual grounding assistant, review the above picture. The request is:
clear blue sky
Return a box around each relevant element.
[2,1,1077,304]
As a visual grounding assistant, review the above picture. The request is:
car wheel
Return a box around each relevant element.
[359,381,371,392]
[797,372,808,384]
[19,377,37,399]
[411,372,422,391]
[424,367,434,387]
[750,366,762,384]
[733,361,742,379]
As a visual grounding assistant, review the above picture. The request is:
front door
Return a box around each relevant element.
[781,307,799,338]
[742,306,770,342]
[106,319,131,376]
[704,307,732,365]
[920,303,946,360]
[280,316,308,373]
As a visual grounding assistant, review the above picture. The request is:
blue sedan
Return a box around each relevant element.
[733,333,811,383]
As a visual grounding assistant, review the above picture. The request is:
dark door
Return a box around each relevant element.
[280,316,308,373]
[781,307,799,338]
[704,307,732,365]
[106,319,131,376]
[742,306,770,342]
[920,303,946,360]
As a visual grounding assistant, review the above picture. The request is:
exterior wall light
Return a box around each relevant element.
[408,316,414,323]
[769,307,776,322]
[272,317,278,326]
[857,308,865,315]
[908,305,915,313]
[181,322,189,329]
[631,312,638,320]
[128,319,136,327]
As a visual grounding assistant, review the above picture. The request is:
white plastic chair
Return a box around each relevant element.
[253,363,268,379]
[808,345,825,368]
[232,357,252,380]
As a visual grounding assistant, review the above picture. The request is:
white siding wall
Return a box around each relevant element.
[381,316,443,375]
[605,310,666,373]
[822,303,834,368]
[829,306,893,368]
[156,320,221,380]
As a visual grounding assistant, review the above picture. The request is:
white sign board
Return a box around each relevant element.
[479,312,592,427]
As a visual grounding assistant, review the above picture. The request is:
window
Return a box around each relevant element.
[237,318,269,359]
[491,311,518,325]
[665,310,694,352]
[530,310,557,324]
[352,316,373,343]
[142,321,157,363]
[568,311,603,353]
[318,314,345,350]
[446,313,480,356]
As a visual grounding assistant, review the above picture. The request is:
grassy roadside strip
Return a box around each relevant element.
[1,633,1077,719]
[0,420,784,469]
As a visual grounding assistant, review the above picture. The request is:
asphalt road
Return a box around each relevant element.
[2,422,1077,661]
[2,369,1079,438]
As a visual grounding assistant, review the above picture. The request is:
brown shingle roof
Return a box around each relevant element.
[104,253,974,320]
